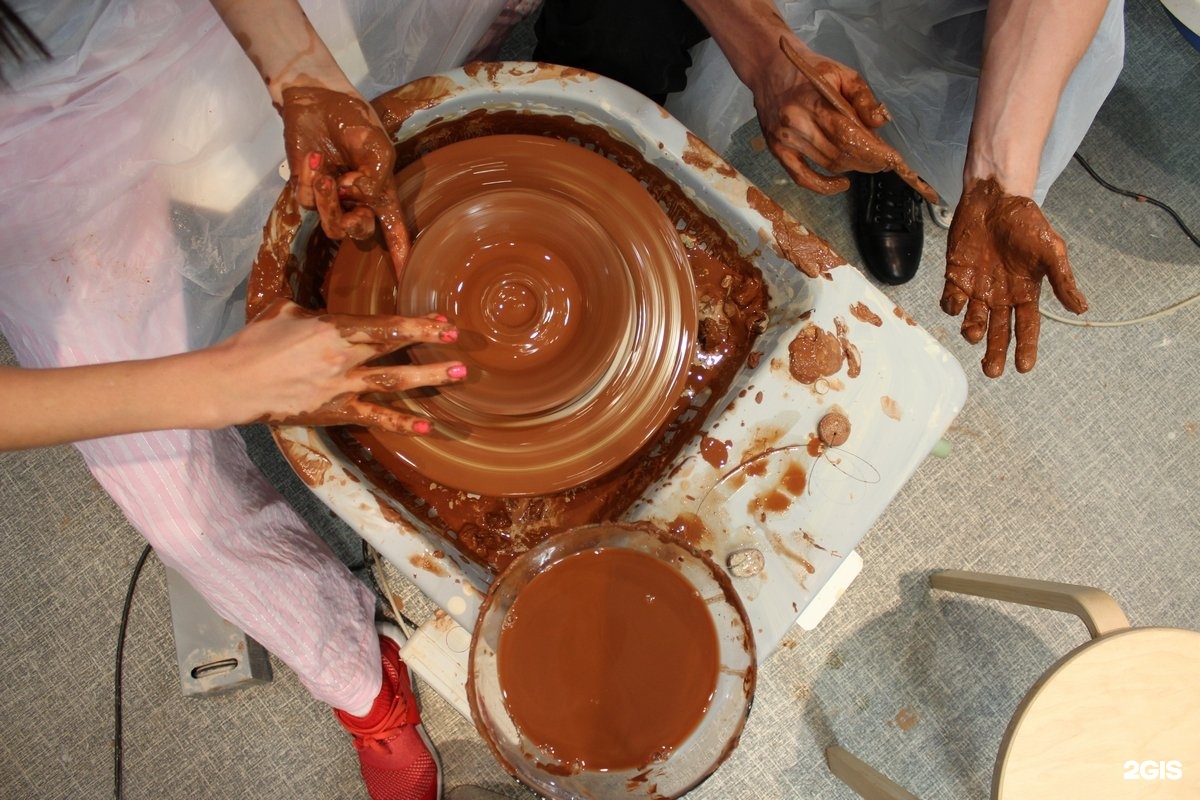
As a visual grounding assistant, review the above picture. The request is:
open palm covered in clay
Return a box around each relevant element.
[941,178,1088,377]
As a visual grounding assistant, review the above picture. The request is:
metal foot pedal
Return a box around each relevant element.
[164,566,273,696]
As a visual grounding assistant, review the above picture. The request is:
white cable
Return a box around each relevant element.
[1040,288,1200,327]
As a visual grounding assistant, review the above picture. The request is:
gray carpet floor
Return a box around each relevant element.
[2,1,1197,798]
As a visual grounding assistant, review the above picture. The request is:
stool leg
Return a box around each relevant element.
[825,745,922,800]
[929,570,1130,638]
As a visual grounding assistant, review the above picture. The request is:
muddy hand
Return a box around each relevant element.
[940,177,1087,377]
[282,86,411,279]
[244,299,464,432]
[766,36,938,203]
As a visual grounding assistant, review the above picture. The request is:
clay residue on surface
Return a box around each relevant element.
[504,61,596,88]
[461,60,505,83]
[666,512,711,551]
[750,488,791,519]
[893,305,918,326]
[700,435,730,469]
[682,131,738,179]
[278,439,332,487]
[881,395,902,421]
[850,301,882,327]
[817,411,851,448]
[409,552,449,577]
[893,708,920,731]
[745,186,841,279]
[834,317,861,378]
[371,75,458,135]
[781,460,807,495]
[768,531,815,575]
[787,322,843,384]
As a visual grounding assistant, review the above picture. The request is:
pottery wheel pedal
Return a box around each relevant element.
[164,565,272,696]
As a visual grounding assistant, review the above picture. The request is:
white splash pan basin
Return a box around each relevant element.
[268,63,967,657]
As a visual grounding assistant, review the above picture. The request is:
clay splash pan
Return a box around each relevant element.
[251,63,968,657]
[252,63,773,579]
[323,133,698,498]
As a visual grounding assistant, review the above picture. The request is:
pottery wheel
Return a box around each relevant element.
[325,134,697,496]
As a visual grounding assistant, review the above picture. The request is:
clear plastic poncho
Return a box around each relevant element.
[0,0,507,367]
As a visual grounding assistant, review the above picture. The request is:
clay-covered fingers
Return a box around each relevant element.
[334,125,411,274]
[960,296,991,345]
[355,361,468,394]
[981,304,1014,378]
[327,360,467,434]
[1012,302,1041,373]
[1036,229,1088,316]
[312,174,376,241]
[322,398,435,435]
[352,173,411,278]
[778,36,885,128]
[769,140,852,195]
[321,312,458,356]
[294,151,323,209]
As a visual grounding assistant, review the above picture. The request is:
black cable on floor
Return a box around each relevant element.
[114,543,153,800]
[1073,152,1200,249]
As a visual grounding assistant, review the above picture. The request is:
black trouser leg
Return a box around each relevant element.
[532,0,710,103]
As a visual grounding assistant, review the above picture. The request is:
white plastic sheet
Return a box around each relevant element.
[0,0,507,361]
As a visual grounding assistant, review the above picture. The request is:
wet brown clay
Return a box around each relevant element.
[497,548,719,771]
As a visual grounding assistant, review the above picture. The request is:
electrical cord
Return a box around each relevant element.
[113,543,153,800]
[1039,153,1200,328]
[1073,152,1200,248]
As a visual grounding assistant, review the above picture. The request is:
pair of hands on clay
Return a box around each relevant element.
[758,37,1084,376]
[224,299,463,431]
[0,299,463,451]
[685,0,1091,376]
[207,0,462,432]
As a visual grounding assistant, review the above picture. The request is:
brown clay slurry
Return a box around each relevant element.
[497,548,719,771]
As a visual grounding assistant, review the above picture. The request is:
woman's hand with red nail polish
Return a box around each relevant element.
[208,298,461,435]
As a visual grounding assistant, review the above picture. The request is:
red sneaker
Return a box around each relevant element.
[335,626,443,800]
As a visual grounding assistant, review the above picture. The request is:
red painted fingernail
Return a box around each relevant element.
[448,364,467,380]
[434,314,449,323]
[337,185,349,198]
[439,329,458,343]
[412,419,431,435]
[308,152,322,170]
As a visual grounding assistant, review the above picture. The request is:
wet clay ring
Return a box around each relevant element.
[324,134,697,496]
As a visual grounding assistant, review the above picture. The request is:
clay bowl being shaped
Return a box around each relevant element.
[467,522,757,799]
[325,134,697,497]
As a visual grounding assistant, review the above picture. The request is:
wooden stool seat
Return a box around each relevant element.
[997,626,1200,798]
[826,570,1200,800]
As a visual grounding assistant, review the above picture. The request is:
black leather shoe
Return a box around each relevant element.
[851,170,924,285]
